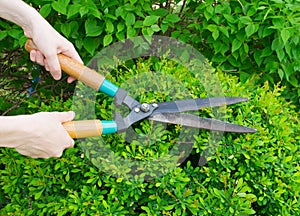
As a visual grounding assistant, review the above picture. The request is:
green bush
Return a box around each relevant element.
[1,0,299,104]
[1,58,299,215]
[0,0,299,215]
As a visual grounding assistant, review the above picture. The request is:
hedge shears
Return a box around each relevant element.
[25,40,256,138]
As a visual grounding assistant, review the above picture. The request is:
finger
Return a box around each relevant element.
[61,46,83,64]
[45,63,50,71]
[29,50,37,62]
[44,52,62,80]
[67,76,76,83]
[52,111,75,123]
[35,50,45,66]
[66,139,75,148]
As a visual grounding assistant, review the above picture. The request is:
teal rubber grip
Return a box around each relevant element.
[99,79,119,97]
[101,120,118,134]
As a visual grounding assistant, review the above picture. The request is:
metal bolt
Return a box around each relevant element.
[140,103,150,112]
[134,107,140,113]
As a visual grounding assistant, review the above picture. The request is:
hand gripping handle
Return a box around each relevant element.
[63,120,117,138]
[25,39,119,96]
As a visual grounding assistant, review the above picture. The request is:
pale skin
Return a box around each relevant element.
[0,0,83,158]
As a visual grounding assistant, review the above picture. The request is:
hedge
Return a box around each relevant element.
[1,57,299,215]
[0,0,299,215]
[0,0,299,104]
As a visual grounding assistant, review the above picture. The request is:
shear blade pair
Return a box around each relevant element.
[114,88,257,134]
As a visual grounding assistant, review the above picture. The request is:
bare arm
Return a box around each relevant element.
[0,112,75,158]
[0,0,82,82]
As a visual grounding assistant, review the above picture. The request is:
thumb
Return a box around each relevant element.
[52,111,75,123]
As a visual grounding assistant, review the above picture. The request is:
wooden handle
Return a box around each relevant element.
[63,120,103,138]
[25,39,105,90]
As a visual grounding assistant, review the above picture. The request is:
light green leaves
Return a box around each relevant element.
[125,13,136,26]
[52,0,70,15]
[280,28,291,45]
[232,38,243,52]
[85,18,103,37]
[103,34,113,47]
[143,15,160,26]
[165,14,180,23]
[39,4,52,18]
[245,23,259,37]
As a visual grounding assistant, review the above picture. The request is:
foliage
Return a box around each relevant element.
[0,0,299,215]
[184,0,300,105]
[1,58,299,215]
[0,0,299,105]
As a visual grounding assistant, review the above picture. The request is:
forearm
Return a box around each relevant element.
[0,0,50,38]
[0,112,75,158]
[0,116,24,148]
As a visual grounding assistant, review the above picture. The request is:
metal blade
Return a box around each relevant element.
[149,113,257,133]
[153,97,248,114]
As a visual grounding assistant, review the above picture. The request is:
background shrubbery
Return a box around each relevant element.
[0,0,299,215]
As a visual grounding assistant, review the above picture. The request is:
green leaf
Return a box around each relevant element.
[276,49,285,62]
[271,37,284,51]
[117,23,125,32]
[134,20,143,28]
[245,23,258,37]
[163,204,176,211]
[218,26,229,38]
[281,29,291,45]
[34,189,44,200]
[223,14,236,23]
[212,30,219,40]
[207,24,217,32]
[142,27,154,36]
[246,194,257,202]
[61,23,72,37]
[67,4,81,18]
[126,26,136,38]
[278,69,284,80]
[143,15,159,26]
[151,24,160,32]
[83,37,98,54]
[126,12,136,26]
[161,23,168,33]
[261,46,273,57]
[151,8,168,17]
[165,14,180,23]
[85,18,103,37]
[239,16,252,25]
[106,20,114,33]
[232,39,242,52]
[65,172,70,182]
[242,209,256,215]
[103,34,113,47]
[79,6,89,17]
[0,31,7,40]
[39,4,52,18]
[52,0,70,15]
[8,29,22,39]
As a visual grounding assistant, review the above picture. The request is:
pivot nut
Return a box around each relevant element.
[140,103,150,112]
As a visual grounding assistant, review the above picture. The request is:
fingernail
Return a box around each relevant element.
[53,74,61,80]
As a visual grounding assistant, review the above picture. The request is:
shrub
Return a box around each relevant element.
[0,0,299,214]
[0,58,299,215]
[1,0,299,105]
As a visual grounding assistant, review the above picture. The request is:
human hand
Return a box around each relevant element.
[25,22,83,83]
[13,111,75,158]
[0,0,83,82]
